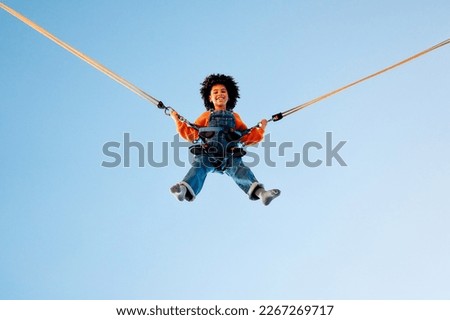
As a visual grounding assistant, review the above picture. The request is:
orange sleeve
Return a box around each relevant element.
[234,112,265,146]
[174,111,210,142]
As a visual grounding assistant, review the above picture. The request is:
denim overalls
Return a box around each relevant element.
[181,110,261,201]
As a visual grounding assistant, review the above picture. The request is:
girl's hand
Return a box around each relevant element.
[259,119,268,130]
[170,110,179,121]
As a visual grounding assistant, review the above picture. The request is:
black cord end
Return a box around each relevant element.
[157,101,166,109]
[271,112,283,122]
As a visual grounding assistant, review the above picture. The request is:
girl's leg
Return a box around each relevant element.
[226,157,280,205]
[225,157,261,199]
[171,155,213,201]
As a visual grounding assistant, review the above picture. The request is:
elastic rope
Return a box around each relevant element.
[0,2,160,106]
[274,38,450,121]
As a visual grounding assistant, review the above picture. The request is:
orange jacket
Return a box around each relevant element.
[174,111,265,146]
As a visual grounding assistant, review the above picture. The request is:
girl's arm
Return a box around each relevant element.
[171,111,209,142]
[234,113,267,146]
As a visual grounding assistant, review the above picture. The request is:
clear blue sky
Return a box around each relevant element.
[1,0,449,299]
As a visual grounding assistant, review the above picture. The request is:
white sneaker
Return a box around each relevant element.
[170,183,187,201]
[260,189,281,206]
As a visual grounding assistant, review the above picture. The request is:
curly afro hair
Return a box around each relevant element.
[200,74,240,111]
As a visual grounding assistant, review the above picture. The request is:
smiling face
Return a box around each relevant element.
[209,84,229,110]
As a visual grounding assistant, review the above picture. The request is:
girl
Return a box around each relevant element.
[170,74,280,205]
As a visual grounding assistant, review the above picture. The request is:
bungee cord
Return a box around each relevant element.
[0,3,160,106]
[268,38,450,123]
[1,2,449,131]
[0,2,197,127]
